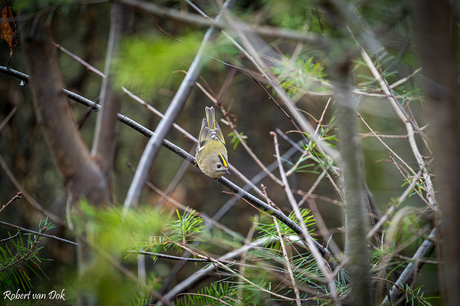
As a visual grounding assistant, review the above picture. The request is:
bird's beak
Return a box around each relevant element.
[225,170,231,175]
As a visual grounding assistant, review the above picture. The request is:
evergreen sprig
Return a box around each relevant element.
[0,217,54,291]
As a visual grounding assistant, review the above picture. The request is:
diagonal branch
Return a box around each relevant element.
[381,228,437,305]
[0,65,335,267]
[122,0,235,212]
[270,132,340,305]
[360,50,438,213]
[0,220,78,246]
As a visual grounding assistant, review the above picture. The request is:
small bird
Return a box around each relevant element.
[196,106,230,178]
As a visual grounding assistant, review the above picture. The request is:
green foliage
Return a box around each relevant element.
[401,174,426,198]
[129,273,162,306]
[73,200,167,254]
[355,50,422,102]
[271,55,328,100]
[261,0,323,32]
[168,210,205,247]
[175,282,238,306]
[257,209,315,242]
[0,218,53,291]
[228,132,247,150]
[69,201,169,305]
[288,117,337,175]
[115,33,202,96]
[404,285,434,306]
[200,227,245,251]
[136,209,204,253]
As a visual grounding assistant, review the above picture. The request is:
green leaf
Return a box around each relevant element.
[115,33,203,97]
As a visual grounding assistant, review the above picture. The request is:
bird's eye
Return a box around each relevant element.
[217,164,222,169]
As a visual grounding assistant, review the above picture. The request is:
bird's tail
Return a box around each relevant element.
[205,106,216,130]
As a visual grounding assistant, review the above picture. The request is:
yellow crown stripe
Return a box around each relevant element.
[218,153,228,167]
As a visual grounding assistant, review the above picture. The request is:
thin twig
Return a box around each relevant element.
[389,153,430,206]
[0,220,78,246]
[297,170,327,207]
[262,185,302,306]
[156,145,196,208]
[122,87,195,140]
[0,106,17,132]
[0,155,65,226]
[157,237,273,304]
[0,192,22,214]
[360,50,438,212]
[389,67,422,89]
[270,132,341,305]
[1,65,335,263]
[52,42,105,78]
[367,166,424,239]
[123,0,235,213]
[276,128,344,200]
[116,0,326,45]
[357,112,416,176]
[237,213,258,298]
[0,231,19,243]
[293,190,344,206]
[175,242,298,302]
[306,197,342,258]
[359,132,408,139]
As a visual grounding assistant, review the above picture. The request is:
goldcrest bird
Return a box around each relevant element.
[196,106,230,178]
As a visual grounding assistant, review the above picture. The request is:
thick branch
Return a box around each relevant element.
[413,0,460,304]
[19,21,109,205]
[332,57,372,305]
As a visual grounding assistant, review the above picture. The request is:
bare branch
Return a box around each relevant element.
[0,220,78,246]
[262,185,302,306]
[91,2,124,175]
[0,155,65,225]
[0,191,22,214]
[159,237,272,304]
[52,42,105,78]
[360,49,438,213]
[123,0,235,212]
[270,132,341,305]
[116,0,326,46]
[381,228,437,304]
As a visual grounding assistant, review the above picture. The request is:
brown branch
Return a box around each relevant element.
[116,0,326,46]
[0,192,22,214]
[20,17,110,206]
